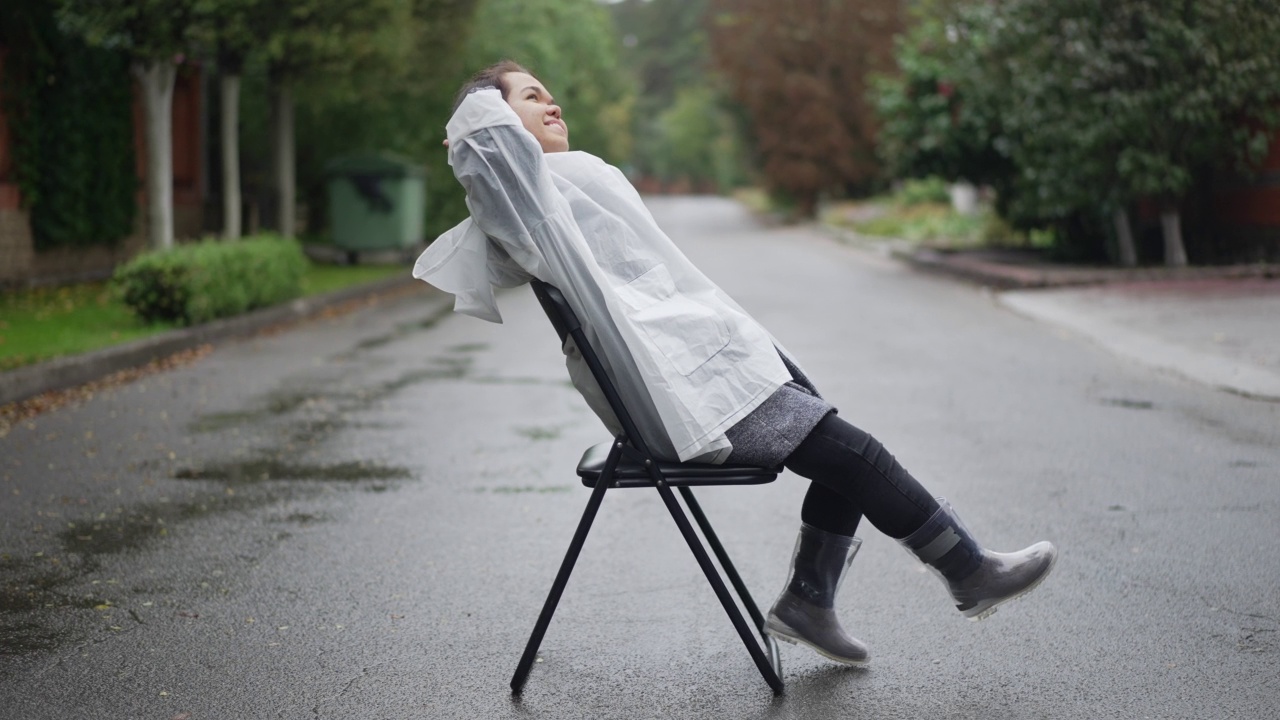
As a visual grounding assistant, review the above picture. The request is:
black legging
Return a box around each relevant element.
[783,413,940,539]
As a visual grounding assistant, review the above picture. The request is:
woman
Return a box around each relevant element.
[415,61,1056,667]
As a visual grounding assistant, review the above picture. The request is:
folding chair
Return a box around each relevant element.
[510,279,784,695]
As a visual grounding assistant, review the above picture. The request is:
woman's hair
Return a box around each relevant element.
[452,60,532,112]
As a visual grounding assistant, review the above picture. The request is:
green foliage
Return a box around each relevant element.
[610,0,750,187]
[871,2,1010,189]
[237,0,477,240]
[465,0,632,164]
[710,0,904,215]
[0,0,137,250]
[875,0,1280,262]
[894,177,951,207]
[113,235,308,325]
[854,204,980,245]
[649,85,746,191]
[57,0,199,61]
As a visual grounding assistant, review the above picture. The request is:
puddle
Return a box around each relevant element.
[448,342,489,353]
[173,459,411,484]
[476,485,573,494]
[276,512,329,525]
[190,390,336,433]
[1100,397,1155,410]
[0,456,412,657]
[375,357,473,394]
[333,304,456,359]
[514,426,561,441]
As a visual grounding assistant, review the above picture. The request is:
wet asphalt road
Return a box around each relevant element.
[2,197,1278,719]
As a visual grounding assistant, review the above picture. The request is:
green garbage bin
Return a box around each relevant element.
[325,153,425,257]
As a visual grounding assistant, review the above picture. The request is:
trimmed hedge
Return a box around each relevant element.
[114,235,308,325]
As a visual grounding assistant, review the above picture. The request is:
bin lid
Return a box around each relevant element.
[324,152,425,179]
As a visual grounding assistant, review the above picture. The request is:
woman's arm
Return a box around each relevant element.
[446,90,562,278]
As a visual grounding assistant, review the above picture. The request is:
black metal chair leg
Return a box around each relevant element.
[510,443,621,693]
[679,486,783,682]
[654,481,785,695]
[678,486,769,631]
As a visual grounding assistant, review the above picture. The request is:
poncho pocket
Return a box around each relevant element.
[616,263,730,376]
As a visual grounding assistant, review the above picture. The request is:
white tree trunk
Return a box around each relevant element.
[220,74,242,239]
[134,60,177,250]
[1161,207,1188,267]
[1112,207,1137,267]
[271,80,296,238]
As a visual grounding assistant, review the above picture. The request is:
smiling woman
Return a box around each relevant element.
[451,61,570,154]
[416,62,1057,671]
[504,72,570,153]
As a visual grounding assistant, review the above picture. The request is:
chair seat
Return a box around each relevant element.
[576,442,779,488]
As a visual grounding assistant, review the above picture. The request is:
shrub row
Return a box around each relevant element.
[113,235,308,326]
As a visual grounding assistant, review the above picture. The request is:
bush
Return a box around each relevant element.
[894,177,950,206]
[114,235,307,325]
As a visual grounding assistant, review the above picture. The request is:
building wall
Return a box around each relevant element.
[0,52,35,283]
[0,58,205,287]
[1210,131,1280,262]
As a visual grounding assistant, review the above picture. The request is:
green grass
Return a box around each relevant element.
[300,264,405,295]
[852,202,991,246]
[0,262,409,372]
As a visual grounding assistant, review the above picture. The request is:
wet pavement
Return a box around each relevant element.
[2,197,1278,719]
[1001,278,1280,401]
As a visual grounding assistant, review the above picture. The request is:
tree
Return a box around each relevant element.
[59,0,201,250]
[1001,0,1280,265]
[193,0,262,239]
[878,0,1280,265]
[257,0,412,237]
[710,0,904,216]
[289,0,478,240]
[465,0,633,163]
[872,2,1011,192]
[649,85,745,191]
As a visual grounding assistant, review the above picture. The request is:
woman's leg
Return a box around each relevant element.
[800,482,862,537]
[784,413,939,539]
[784,412,1057,622]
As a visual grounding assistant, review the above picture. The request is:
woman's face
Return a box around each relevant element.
[503,72,569,153]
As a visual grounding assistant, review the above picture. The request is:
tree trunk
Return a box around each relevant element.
[270,80,296,238]
[220,73,242,239]
[1160,206,1188,267]
[1112,207,1137,267]
[134,60,177,251]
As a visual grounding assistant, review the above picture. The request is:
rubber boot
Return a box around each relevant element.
[764,523,869,666]
[900,498,1057,621]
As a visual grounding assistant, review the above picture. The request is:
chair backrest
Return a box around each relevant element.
[529,279,654,458]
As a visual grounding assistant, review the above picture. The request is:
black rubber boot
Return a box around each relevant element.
[764,523,869,666]
[900,498,1057,621]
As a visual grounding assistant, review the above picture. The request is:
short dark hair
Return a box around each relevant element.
[452,60,532,113]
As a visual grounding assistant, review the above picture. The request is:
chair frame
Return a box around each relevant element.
[510,280,784,695]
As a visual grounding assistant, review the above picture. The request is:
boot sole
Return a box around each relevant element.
[763,618,870,667]
[962,548,1059,621]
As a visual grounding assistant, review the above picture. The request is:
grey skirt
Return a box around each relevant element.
[723,354,835,468]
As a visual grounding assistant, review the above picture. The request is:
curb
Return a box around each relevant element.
[822,222,1280,289]
[892,246,1280,290]
[0,273,426,406]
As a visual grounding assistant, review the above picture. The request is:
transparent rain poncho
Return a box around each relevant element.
[413,89,791,462]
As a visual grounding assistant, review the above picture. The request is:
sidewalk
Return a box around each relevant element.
[893,243,1280,401]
